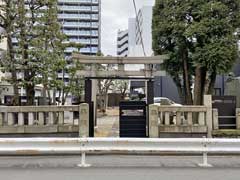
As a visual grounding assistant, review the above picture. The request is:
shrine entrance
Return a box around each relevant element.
[72,54,167,137]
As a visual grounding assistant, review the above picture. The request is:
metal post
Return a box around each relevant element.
[85,79,92,103]
[147,80,154,105]
[77,152,91,168]
[198,137,212,167]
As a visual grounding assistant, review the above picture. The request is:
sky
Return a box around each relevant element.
[101,0,155,56]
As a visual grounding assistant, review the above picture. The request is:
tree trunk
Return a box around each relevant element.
[47,88,51,105]
[182,47,193,105]
[193,66,207,105]
[43,85,49,105]
[173,77,185,104]
[24,64,35,105]
[207,71,217,95]
[99,94,105,113]
[62,90,69,105]
[25,84,35,105]
[52,89,56,105]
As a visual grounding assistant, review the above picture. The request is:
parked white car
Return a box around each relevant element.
[153,97,184,125]
[153,97,182,106]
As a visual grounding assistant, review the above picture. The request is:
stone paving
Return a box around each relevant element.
[94,115,119,137]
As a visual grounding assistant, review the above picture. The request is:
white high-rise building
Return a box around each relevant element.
[117,6,153,57]
[117,6,153,71]
[129,6,153,57]
[117,29,128,57]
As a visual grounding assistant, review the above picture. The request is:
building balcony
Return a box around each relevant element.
[58,14,99,21]
[63,30,99,37]
[64,38,98,45]
[64,47,98,54]
[58,14,91,20]
[58,5,99,12]
[62,22,98,28]
[58,0,99,5]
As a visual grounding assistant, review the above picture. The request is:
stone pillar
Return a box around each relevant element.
[28,113,34,125]
[8,113,14,125]
[18,113,24,126]
[38,113,45,125]
[58,112,64,125]
[79,103,89,137]
[204,95,212,138]
[0,113,3,126]
[48,112,54,125]
[212,109,219,130]
[149,104,159,138]
[236,108,240,129]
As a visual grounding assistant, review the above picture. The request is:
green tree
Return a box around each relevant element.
[1,0,83,106]
[25,0,84,105]
[30,0,66,105]
[153,0,240,105]
[15,0,47,105]
[0,0,20,105]
[59,59,85,105]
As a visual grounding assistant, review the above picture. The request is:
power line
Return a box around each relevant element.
[132,0,146,56]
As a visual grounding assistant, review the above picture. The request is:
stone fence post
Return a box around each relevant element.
[149,104,159,138]
[236,108,240,130]
[212,109,219,130]
[79,103,89,137]
[204,95,212,138]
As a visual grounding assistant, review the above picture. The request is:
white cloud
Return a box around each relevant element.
[101,0,155,56]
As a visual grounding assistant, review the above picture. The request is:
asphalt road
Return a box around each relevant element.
[1,155,240,180]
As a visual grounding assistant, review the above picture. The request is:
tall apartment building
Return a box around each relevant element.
[58,0,101,56]
[10,0,101,55]
[117,29,128,57]
[0,0,102,103]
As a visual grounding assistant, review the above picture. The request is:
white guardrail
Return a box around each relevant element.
[0,138,240,167]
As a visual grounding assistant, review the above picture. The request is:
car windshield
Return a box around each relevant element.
[159,99,171,105]
[154,98,176,105]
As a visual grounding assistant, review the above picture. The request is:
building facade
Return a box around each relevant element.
[118,6,153,57]
[117,29,128,57]
[131,6,153,56]
[58,0,101,56]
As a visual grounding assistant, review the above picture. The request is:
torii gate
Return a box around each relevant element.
[72,54,168,105]
[72,54,168,134]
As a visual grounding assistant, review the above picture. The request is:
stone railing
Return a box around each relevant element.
[0,104,89,137]
[237,109,240,129]
[149,95,213,138]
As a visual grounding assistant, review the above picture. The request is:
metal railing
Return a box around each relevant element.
[0,137,240,167]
